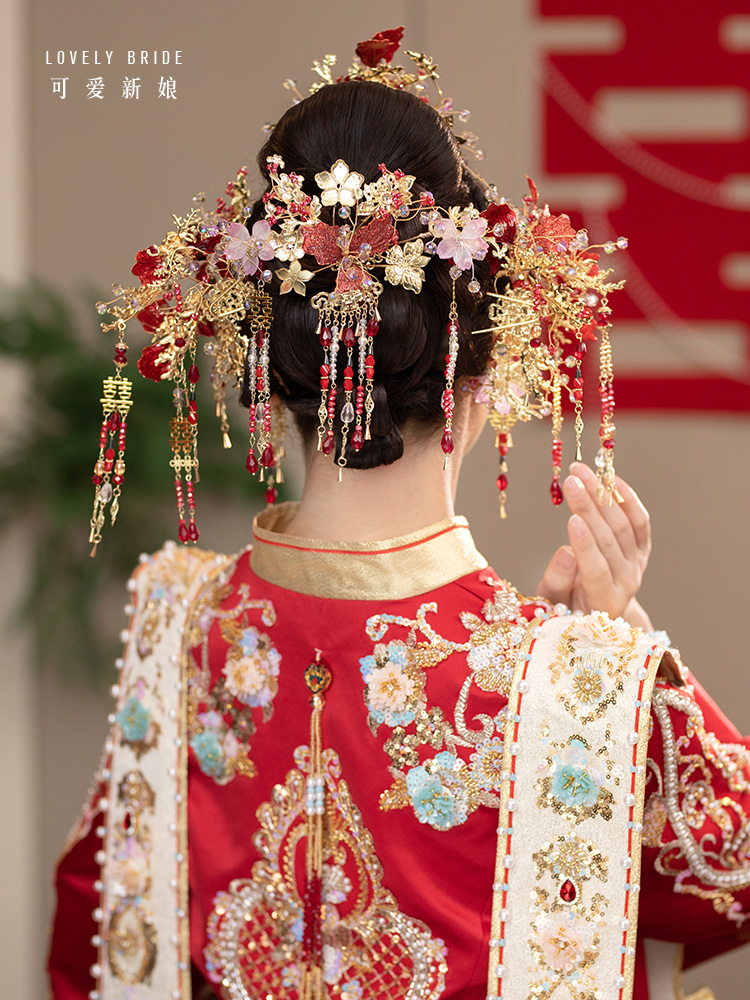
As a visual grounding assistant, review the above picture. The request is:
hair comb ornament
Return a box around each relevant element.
[88,27,627,553]
[476,177,627,517]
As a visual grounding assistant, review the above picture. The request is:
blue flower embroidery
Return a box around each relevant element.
[551,764,599,807]
[116,696,151,742]
[190,730,226,779]
[406,752,468,830]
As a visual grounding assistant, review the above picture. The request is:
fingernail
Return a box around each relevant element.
[569,514,587,537]
[564,475,584,495]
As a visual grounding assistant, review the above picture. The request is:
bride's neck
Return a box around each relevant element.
[283,424,464,542]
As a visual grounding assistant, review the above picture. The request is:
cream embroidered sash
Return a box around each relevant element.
[489,611,662,1000]
[94,544,232,1000]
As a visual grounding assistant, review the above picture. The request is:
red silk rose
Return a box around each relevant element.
[481,203,517,275]
[131,246,164,285]
[356,27,404,68]
[137,343,170,382]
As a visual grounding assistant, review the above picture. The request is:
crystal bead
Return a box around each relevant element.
[260,443,275,467]
[616,236,629,249]
[351,426,364,451]
[341,401,355,424]
[468,279,481,293]
[265,486,278,504]
[449,264,462,279]
[550,479,563,505]
[245,451,258,474]
[441,429,454,455]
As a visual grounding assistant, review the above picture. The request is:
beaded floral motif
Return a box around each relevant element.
[534,731,621,823]
[106,769,158,984]
[527,835,609,996]
[547,614,640,724]
[187,574,279,783]
[115,676,163,758]
[361,583,551,829]
[133,547,202,658]
[204,746,448,1000]
[646,683,750,923]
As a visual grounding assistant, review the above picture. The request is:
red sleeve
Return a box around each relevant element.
[638,670,750,967]
[48,790,104,1000]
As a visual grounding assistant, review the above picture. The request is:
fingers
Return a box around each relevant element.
[567,462,650,567]
[564,469,631,577]
[613,474,651,557]
[567,513,617,611]
[536,545,577,606]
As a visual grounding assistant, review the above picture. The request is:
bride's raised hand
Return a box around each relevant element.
[536,462,652,628]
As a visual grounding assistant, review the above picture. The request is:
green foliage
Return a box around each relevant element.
[0,284,268,686]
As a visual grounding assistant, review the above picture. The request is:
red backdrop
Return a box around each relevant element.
[539,2,750,410]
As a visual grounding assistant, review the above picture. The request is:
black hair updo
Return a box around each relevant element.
[241,80,493,468]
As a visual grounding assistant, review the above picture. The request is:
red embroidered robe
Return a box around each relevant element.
[49,507,750,1000]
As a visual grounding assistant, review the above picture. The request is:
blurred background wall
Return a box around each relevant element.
[1,1,749,997]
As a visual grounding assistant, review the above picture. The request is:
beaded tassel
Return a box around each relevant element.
[245,285,274,481]
[550,371,563,506]
[89,322,133,556]
[440,290,459,469]
[597,327,621,503]
[571,335,585,463]
[495,430,512,520]
[302,650,331,1000]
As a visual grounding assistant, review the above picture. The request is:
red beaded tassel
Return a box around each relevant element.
[302,650,331,1000]
[495,430,511,519]
[170,408,199,543]
[440,292,459,468]
[245,285,275,486]
[316,319,335,456]
[338,321,356,470]
[550,437,563,506]
[89,323,133,556]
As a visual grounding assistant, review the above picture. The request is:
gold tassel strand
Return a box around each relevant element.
[302,650,331,1000]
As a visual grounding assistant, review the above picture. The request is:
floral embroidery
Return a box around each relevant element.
[362,585,551,829]
[527,834,609,997]
[115,677,162,758]
[535,732,618,823]
[187,574,279,784]
[106,769,158,984]
[204,747,447,1000]
[646,684,750,923]
[547,615,639,724]
[221,626,280,707]
[469,736,505,792]
[361,639,421,726]
[406,752,469,830]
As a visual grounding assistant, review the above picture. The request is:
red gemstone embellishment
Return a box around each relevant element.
[560,879,577,903]
[260,443,275,468]
[351,426,364,451]
[550,479,563,505]
[441,429,454,455]
[246,451,258,474]
[321,430,335,455]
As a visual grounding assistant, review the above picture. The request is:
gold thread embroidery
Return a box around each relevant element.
[204,746,448,999]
